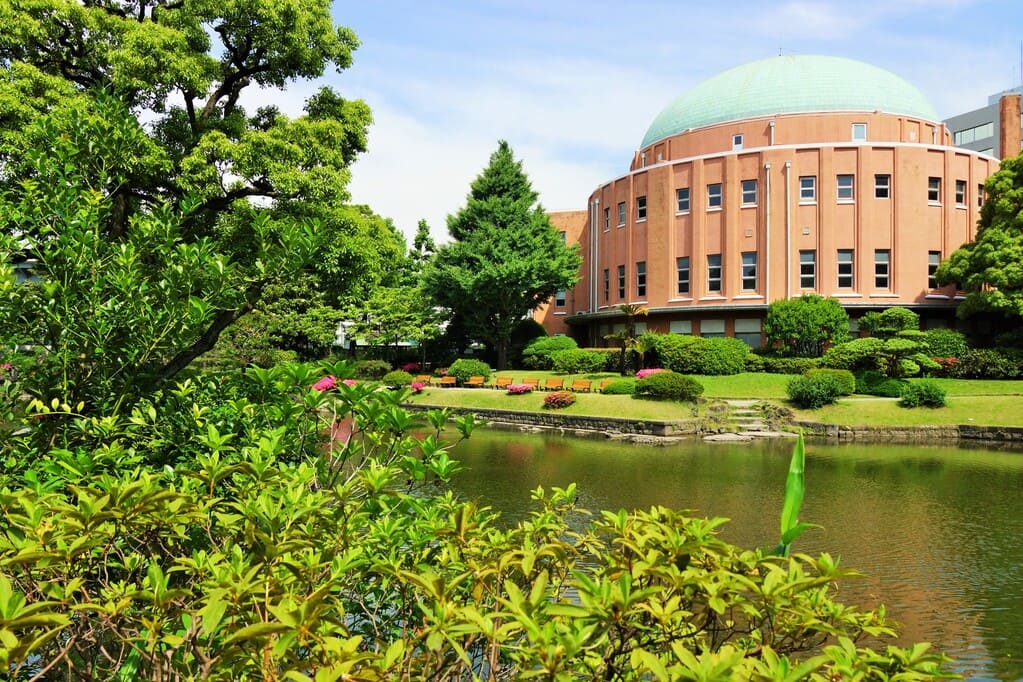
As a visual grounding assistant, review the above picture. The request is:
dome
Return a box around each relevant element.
[640,55,940,149]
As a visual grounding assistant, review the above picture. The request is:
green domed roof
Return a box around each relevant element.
[640,55,939,149]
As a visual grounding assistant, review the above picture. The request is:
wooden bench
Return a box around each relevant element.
[437,376,457,388]
[569,379,591,392]
[599,379,614,392]
[464,375,486,388]
[542,377,564,391]
[494,376,513,390]
[521,377,539,390]
[415,375,432,386]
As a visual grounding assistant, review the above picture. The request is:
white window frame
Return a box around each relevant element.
[837,249,854,289]
[928,251,941,289]
[676,256,690,295]
[732,134,744,150]
[617,201,626,226]
[874,174,890,199]
[603,207,610,231]
[851,123,867,141]
[741,179,757,206]
[799,250,816,289]
[636,261,646,298]
[874,249,890,289]
[707,183,722,209]
[617,264,625,299]
[928,177,941,204]
[676,187,690,213]
[799,175,816,202]
[636,196,647,221]
[955,180,967,206]
[707,254,722,292]
[837,174,854,201]
[741,252,757,290]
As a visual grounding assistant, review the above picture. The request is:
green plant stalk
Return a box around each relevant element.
[776,432,818,556]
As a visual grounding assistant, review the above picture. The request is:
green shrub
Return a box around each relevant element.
[760,355,822,374]
[654,334,705,374]
[854,370,886,394]
[447,358,492,384]
[859,307,919,338]
[543,391,576,409]
[822,338,884,371]
[947,348,1020,379]
[700,337,749,375]
[353,359,392,379]
[744,353,766,372]
[899,381,947,408]
[786,374,844,408]
[601,378,636,395]
[634,371,704,401]
[521,335,578,369]
[874,379,908,398]
[382,370,413,387]
[805,368,855,396]
[551,349,607,374]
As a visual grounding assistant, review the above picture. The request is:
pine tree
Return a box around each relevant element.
[423,141,581,369]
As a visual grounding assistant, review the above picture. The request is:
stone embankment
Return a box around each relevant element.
[794,421,1023,444]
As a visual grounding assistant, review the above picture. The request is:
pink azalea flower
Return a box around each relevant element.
[312,375,337,391]
[410,381,425,393]
[636,368,666,379]
[342,379,358,387]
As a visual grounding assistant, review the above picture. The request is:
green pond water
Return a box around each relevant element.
[446,430,1023,682]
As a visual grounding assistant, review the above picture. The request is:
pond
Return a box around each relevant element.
[446,429,1023,682]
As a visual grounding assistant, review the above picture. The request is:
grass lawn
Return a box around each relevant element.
[792,395,1023,427]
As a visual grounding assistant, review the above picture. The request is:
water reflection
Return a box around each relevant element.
[447,430,1023,682]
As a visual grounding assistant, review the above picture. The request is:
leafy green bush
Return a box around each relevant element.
[353,359,392,379]
[521,335,578,369]
[822,338,884,371]
[764,294,850,356]
[947,348,1020,379]
[601,378,636,394]
[760,355,822,374]
[653,334,705,374]
[635,371,704,401]
[805,368,855,396]
[448,358,492,383]
[899,381,948,408]
[543,391,576,409]
[700,337,750,375]
[874,379,908,397]
[854,370,886,394]
[786,374,844,408]
[744,353,766,372]
[550,349,607,374]
[859,307,919,338]
[382,370,414,387]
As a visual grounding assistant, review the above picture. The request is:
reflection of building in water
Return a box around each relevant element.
[536,56,1006,346]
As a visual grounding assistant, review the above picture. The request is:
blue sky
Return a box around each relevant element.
[293,1,1023,244]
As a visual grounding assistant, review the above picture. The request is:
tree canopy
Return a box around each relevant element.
[0,1,387,411]
[936,152,1023,320]
[763,295,850,357]
[422,141,581,369]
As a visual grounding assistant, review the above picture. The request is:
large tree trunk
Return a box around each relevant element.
[496,339,509,370]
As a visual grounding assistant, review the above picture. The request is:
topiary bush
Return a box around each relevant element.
[353,359,392,379]
[382,370,413,387]
[786,373,844,409]
[551,349,607,374]
[805,368,856,396]
[634,371,704,401]
[521,335,578,369]
[899,381,947,408]
[447,358,492,384]
[700,337,750,375]
[601,378,636,395]
[822,338,884,371]
[543,391,576,409]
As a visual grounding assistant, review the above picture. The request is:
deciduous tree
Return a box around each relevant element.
[764,294,850,357]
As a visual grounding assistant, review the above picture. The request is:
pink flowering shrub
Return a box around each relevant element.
[543,391,575,409]
[342,379,358,387]
[402,362,420,373]
[636,368,666,379]
[410,381,425,393]
[312,375,337,391]
[506,384,533,395]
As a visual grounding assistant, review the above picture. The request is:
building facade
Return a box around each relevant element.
[944,87,1023,159]
[541,56,1000,347]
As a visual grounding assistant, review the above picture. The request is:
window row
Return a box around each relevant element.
[599,177,984,226]
[597,248,947,304]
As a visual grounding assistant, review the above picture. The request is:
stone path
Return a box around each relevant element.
[702,399,798,442]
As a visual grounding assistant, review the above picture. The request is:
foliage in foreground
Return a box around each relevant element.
[0,364,956,680]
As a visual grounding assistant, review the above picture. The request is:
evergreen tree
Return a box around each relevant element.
[423,141,581,369]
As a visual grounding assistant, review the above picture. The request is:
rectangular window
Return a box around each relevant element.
[636,261,646,298]
[603,207,610,231]
[617,201,626,226]
[852,123,867,141]
[837,249,854,289]
[799,250,816,289]
[669,320,692,334]
[701,319,726,338]
[837,174,854,201]
[636,196,647,221]
[874,174,890,199]
[799,175,816,202]
[741,179,757,205]
[559,231,566,243]
[928,251,941,289]
[603,268,609,302]
[617,265,625,299]
[707,183,722,209]
[955,180,966,206]
[555,290,566,308]
[735,318,763,348]
[875,249,890,289]
[707,254,722,292]
[676,187,691,212]
[741,251,757,290]
[676,256,690,295]
[978,183,985,208]
[928,177,941,203]
[732,134,743,150]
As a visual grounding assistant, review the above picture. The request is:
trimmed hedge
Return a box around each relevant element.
[353,359,392,379]
[447,359,492,384]
[654,335,748,375]
[634,371,704,401]
[521,335,578,369]
[551,349,607,374]
[381,370,413,387]
[821,338,884,371]
[786,374,844,409]
[601,379,636,395]
[899,381,947,408]
[805,368,855,396]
